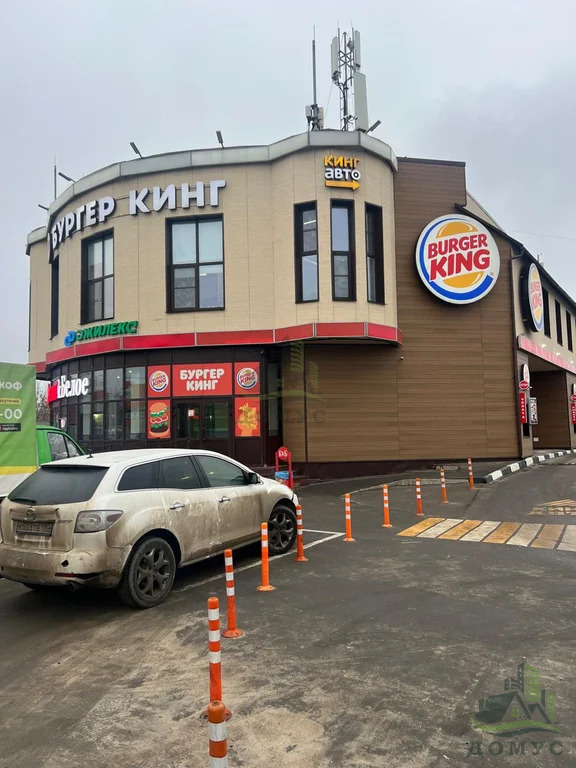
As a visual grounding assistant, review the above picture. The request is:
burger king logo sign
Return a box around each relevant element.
[236,367,258,390]
[526,263,544,332]
[415,215,500,304]
[149,369,169,394]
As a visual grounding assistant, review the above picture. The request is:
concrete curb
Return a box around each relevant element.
[480,449,576,484]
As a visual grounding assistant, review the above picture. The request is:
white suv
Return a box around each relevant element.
[0,449,298,608]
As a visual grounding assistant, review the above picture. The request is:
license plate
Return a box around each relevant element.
[15,520,53,536]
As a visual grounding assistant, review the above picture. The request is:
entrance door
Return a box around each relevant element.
[174,399,232,457]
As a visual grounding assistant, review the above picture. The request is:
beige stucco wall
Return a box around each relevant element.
[28,145,397,364]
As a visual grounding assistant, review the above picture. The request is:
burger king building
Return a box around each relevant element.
[26,130,576,477]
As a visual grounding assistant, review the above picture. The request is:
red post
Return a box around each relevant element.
[382,484,392,528]
[294,504,308,562]
[257,523,276,591]
[343,493,355,541]
[208,597,222,703]
[440,468,448,504]
[208,700,228,767]
[416,478,423,516]
[221,549,243,639]
[468,458,475,489]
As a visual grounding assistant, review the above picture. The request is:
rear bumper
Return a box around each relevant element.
[0,544,130,587]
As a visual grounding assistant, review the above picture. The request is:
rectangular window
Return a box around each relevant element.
[365,204,384,303]
[294,203,319,302]
[50,255,59,338]
[331,201,355,300]
[555,299,563,345]
[168,218,224,311]
[81,233,114,324]
[543,288,551,337]
[566,310,573,352]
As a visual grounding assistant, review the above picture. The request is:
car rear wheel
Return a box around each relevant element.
[268,505,297,555]
[117,536,176,609]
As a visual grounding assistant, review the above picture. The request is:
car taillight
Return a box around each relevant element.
[75,510,123,533]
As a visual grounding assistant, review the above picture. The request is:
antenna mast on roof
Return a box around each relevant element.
[331,27,369,131]
[306,28,324,131]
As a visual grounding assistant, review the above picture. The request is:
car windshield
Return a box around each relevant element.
[8,465,108,505]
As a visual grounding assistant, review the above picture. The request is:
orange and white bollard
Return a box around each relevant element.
[416,478,423,516]
[382,484,392,528]
[468,458,475,489]
[343,493,355,541]
[257,522,276,591]
[440,468,448,504]
[221,549,243,639]
[208,597,223,703]
[208,700,228,767]
[294,504,308,562]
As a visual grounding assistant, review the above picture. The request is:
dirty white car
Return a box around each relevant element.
[0,449,298,608]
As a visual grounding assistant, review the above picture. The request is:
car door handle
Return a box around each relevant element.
[169,502,185,511]
[218,496,231,503]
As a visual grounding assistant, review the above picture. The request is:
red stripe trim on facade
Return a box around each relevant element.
[40,322,403,367]
[123,333,197,350]
[518,334,576,375]
[274,324,315,342]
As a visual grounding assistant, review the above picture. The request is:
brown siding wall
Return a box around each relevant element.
[393,159,519,459]
[531,371,571,448]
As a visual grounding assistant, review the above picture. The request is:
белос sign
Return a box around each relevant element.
[50,180,226,252]
[0,362,37,474]
[65,320,138,346]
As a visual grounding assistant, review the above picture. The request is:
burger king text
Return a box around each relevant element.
[178,367,227,392]
[426,234,490,281]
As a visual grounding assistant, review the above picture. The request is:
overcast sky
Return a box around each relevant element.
[2,0,575,363]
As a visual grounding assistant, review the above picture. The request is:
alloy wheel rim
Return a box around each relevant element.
[268,510,295,549]
[135,546,171,598]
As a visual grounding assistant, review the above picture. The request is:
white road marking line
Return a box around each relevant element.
[303,528,343,535]
[417,519,463,538]
[459,521,501,542]
[557,526,576,552]
[173,533,344,593]
[507,523,542,547]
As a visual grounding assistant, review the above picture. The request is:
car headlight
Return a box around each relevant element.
[75,510,123,533]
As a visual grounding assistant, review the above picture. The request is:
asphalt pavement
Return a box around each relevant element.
[0,457,575,767]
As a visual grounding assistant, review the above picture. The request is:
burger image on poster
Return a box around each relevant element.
[415,215,500,304]
[149,402,169,436]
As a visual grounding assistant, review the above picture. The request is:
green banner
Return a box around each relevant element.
[0,362,37,475]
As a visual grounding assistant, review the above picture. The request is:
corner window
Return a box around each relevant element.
[365,204,384,303]
[168,218,224,311]
[566,311,573,352]
[555,300,563,345]
[294,203,319,302]
[543,288,551,338]
[50,255,59,338]
[81,233,114,324]
[331,201,355,301]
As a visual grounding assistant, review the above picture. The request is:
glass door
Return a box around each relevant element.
[173,399,232,457]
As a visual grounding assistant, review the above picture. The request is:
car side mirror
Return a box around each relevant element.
[246,471,261,484]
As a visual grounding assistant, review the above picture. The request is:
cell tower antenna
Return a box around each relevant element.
[306,27,324,131]
[331,27,371,132]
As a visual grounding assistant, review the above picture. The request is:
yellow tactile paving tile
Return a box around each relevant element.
[482,522,521,544]
[531,525,565,549]
[439,520,483,540]
[397,518,445,537]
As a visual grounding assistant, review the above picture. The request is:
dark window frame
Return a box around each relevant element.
[330,200,356,301]
[50,254,59,339]
[555,299,563,345]
[81,229,114,325]
[166,215,225,313]
[365,203,384,304]
[543,288,551,338]
[566,310,573,352]
[294,202,319,303]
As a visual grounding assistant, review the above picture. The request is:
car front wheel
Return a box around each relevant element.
[268,505,297,555]
[117,536,176,609]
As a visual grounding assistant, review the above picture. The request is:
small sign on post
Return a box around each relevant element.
[519,393,528,424]
[275,446,293,489]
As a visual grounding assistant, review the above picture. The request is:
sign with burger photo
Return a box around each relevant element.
[148,400,170,439]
